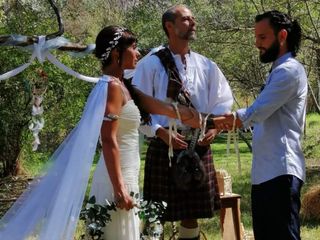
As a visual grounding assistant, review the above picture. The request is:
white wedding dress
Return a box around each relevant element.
[90,99,141,240]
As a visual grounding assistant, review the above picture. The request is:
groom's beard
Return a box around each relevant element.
[259,39,280,63]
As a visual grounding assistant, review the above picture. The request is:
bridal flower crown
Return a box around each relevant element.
[100,27,126,61]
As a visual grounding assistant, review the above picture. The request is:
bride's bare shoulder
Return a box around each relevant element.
[107,77,122,90]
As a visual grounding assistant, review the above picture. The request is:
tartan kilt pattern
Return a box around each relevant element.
[143,138,220,221]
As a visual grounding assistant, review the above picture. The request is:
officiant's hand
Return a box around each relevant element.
[156,127,188,150]
[198,128,219,146]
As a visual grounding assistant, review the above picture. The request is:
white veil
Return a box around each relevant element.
[0,76,110,240]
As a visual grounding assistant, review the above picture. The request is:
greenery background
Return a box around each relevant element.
[0,0,319,239]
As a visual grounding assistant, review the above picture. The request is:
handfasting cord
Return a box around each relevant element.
[227,112,237,154]
[232,112,241,174]
[171,102,182,121]
[226,112,241,173]
[168,102,181,167]
[199,113,210,141]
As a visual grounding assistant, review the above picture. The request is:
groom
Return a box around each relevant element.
[214,10,307,240]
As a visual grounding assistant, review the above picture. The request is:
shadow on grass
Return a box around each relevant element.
[302,165,320,195]
[300,165,320,229]
[301,218,320,228]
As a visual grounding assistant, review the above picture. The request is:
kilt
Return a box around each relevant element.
[143,138,220,221]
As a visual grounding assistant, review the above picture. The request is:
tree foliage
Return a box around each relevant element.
[0,0,99,176]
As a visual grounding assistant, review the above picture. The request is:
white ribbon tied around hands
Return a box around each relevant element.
[0,35,99,83]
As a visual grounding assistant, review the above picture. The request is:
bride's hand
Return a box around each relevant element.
[156,127,188,150]
[114,189,134,211]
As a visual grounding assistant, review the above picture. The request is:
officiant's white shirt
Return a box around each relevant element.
[132,48,233,137]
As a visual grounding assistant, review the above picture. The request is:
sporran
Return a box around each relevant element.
[172,129,207,191]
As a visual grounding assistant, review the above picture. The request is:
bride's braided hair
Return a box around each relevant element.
[95,26,136,67]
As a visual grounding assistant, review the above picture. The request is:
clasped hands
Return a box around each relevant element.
[179,107,242,131]
[213,112,243,131]
[168,106,243,149]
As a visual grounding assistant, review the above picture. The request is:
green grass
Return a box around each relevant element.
[303,113,320,161]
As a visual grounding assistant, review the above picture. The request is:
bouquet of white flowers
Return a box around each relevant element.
[80,192,167,240]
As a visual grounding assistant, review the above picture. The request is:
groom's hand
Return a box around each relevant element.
[214,113,243,131]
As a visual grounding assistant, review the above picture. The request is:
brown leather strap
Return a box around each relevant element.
[153,47,193,107]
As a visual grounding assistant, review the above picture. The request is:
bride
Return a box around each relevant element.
[0,26,201,240]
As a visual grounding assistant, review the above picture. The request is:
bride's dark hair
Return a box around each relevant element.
[95,26,150,124]
[95,26,137,67]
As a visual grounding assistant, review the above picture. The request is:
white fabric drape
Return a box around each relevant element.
[0,36,99,83]
[0,76,110,240]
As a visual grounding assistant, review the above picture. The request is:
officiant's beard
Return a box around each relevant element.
[259,39,280,63]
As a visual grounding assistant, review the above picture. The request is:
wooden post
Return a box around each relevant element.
[220,194,242,240]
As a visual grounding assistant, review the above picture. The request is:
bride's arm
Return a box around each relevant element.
[132,86,200,128]
[100,81,133,211]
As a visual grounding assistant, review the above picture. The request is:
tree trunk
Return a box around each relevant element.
[0,124,24,177]
[315,49,320,113]
[308,81,320,114]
